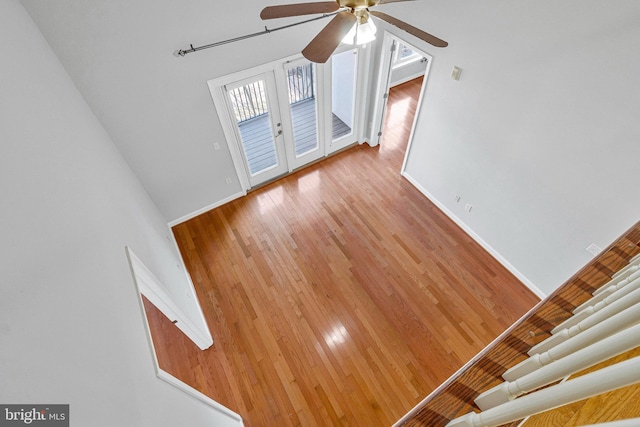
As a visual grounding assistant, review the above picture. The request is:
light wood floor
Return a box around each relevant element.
[521,340,640,426]
[144,77,539,426]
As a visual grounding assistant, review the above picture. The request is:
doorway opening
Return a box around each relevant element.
[372,32,432,172]
[379,76,424,162]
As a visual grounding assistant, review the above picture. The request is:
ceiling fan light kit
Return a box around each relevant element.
[342,9,377,45]
[261,0,448,63]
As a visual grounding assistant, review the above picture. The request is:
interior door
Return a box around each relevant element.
[224,72,288,187]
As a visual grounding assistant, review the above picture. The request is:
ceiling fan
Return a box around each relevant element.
[260,0,447,63]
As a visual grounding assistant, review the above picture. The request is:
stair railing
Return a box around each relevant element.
[446,254,640,427]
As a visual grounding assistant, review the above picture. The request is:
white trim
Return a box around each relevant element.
[401,172,547,299]
[127,248,244,426]
[581,419,640,427]
[126,247,214,350]
[169,190,245,227]
[157,369,244,425]
[355,44,372,145]
[399,52,431,173]
[370,31,395,147]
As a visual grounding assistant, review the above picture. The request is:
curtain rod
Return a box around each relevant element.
[173,11,342,57]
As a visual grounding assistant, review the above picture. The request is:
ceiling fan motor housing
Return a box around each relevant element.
[338,0,380,8]
[260,0,447,63]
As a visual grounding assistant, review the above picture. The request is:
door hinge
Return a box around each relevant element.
[378,131,383,137]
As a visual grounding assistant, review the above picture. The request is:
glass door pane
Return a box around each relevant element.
[225,73,287,186]
[286,62,319,157]
[228,79,277,175]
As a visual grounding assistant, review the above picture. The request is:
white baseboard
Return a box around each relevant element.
[157,369,244,425]
[390,70,426,88]
[169,191,245,227]
[402,172,547,299]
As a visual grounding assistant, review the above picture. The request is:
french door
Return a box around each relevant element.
[224,72,288,187]
[280,58,324,170]
[210,50,364,191]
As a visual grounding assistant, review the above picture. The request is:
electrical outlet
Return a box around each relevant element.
[213,142,221,150]
[465,204,472,213]
[455,195,461,202]
[225,177,232,184]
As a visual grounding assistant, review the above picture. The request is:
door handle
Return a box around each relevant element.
[275,129,283,137]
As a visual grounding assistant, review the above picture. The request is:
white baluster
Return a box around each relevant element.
[504,303,640,381]
[593,256,640,298]
[447,356,640,427]
[530,286,640,355]
[552,275,640,333]
[580,418,640,427]
[475,323,640,410]
[609,253,640,281]
[575,269,640,315]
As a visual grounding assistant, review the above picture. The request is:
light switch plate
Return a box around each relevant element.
[451,66,462,81]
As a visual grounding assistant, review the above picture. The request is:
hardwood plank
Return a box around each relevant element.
[144,77,539,426]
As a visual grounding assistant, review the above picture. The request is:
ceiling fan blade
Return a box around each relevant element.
[370,11,448,47]
[301,12,356,63]
[260,2,341,20]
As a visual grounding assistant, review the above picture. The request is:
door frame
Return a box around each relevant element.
[370,31,433,172]
[208,49,369,193]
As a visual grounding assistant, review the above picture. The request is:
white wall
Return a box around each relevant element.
[20,0,340,223]
[0,1,240,425]
[394,0,640,294]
